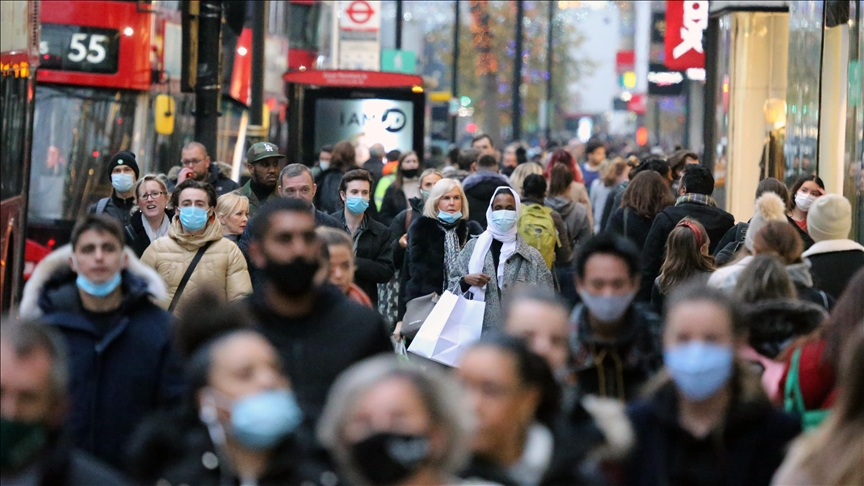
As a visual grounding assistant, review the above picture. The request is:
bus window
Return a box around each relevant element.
[0,73,29,201]
[29,85,137,222]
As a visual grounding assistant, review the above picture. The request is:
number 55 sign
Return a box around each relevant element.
[40,24,120,74]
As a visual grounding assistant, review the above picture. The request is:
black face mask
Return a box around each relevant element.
[262,256,320,296]
[350,432,431,485]
[401,168,420,179]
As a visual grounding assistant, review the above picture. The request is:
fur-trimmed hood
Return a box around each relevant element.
[20,244,167,318]
[740,298,826,358]
[801,238,864,257]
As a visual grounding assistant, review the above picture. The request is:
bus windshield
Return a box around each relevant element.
[29,85,138,222]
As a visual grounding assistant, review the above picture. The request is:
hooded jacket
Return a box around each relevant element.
[545,195,593,256]
[20,245,183,469]
[626,378,801,486]
[801,239,864,300]
[141,216,251,313]
[739,299,827,358]
[313,167,348,215]
[204,162,240,198]
[462,171,513,228]
[458,235,554,333]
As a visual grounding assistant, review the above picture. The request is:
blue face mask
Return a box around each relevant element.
[664,341,734,401]
[76,272,122,297]
[420,189,431,202]
[490,210,518,232]
[111,173,135,193]
[438,210,462,224]
[179,206,209,231]
[231,389,303,449]
[345,196,370,215]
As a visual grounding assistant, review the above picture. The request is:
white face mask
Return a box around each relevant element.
[319,160,330,171]
[795,191,817,212]
[578,291,635,322]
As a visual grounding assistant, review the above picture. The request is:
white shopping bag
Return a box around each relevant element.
[407,290,484,367]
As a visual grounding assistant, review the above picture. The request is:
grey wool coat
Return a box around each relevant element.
[458,235,554,333]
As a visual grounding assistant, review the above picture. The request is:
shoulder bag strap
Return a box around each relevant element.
[783,347,807,414]
[405,207,413,232]
[623,208,629,238]
[168,241,214,312]
[96,198,109,214]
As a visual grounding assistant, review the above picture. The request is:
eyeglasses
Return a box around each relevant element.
[181,158,205,166]
[140,191,167,200]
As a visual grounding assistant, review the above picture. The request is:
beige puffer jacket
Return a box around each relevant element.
[141,216,251,314]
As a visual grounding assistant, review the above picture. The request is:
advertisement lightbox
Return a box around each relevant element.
[314,98,415,154]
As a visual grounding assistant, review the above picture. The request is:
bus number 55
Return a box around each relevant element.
[68,33,107,64]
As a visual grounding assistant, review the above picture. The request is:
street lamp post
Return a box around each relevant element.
[512,0,524,142]
[545,0,554,143]
[450,0,460,144]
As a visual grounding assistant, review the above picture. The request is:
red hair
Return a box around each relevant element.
[544,150,584,183]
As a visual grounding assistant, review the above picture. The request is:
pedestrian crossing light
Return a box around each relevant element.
[460,96,472,107]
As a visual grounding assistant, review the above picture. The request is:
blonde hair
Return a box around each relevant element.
[600,158,628,187]
[423,179,469,220]
[132,174,170,213]
[509,162,544,196]
[215,193,249,220]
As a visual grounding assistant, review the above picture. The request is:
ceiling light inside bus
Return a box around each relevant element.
[238,47,248,56]
[124,27,134,36]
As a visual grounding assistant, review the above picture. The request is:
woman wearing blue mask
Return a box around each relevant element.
[625,285,801,486]
[128,291,329,486]
[141,179,251,314]
[458,186,553,334]
[396,179,483,337]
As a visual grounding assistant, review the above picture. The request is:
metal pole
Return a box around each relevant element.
[450,0,460,144]
[545,0,553,143]
[395,0,403,50]
[249,0,267,144]
[195,0,223,158]
[512,0,523,142]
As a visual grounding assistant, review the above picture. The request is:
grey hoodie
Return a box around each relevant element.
[545,195,593,254]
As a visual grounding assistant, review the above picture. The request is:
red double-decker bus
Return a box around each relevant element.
[1,0,40,311]
[26,0,293,249]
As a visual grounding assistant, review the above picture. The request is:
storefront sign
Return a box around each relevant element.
[648,63,685,96]
[314,98,414,153]
[665,1,708,70]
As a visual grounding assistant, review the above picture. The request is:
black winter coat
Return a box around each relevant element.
[127,410,333,486]
[399,216,483,320]
[462,171,512,228]
[204,162,241,198]
[389,196,424,271]
[378,183,411,227]
[21,249,183,469]
[314,167,348,215]
[123,209,174,257]
[739,299,826,358]
[626,382,801,486]
[787,215,816,250]
[639,201,735,300]
[248,286,392,424]
[90,192,136,227]
[331,211,396,305]
[606,207,656,251]
[599,181,628,230]
[802,241,864,300]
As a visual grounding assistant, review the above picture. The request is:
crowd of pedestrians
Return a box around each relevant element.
[4,134,864,486]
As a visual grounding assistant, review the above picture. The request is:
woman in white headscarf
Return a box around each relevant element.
[458,186,553,334]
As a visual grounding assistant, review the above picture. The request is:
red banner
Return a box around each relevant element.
[664,1,708,70]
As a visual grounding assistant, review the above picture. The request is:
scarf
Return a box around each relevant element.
[468,186,520,302]
[442,225,462,292]
[143,213,171,242]
[675,193,718,207]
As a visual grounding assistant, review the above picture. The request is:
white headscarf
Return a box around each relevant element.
[468,186,521,302]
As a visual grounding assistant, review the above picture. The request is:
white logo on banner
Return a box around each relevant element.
[673,1,708,59]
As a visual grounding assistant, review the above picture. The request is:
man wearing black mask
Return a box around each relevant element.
[245,198,392,424]
[1,318,131,484]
